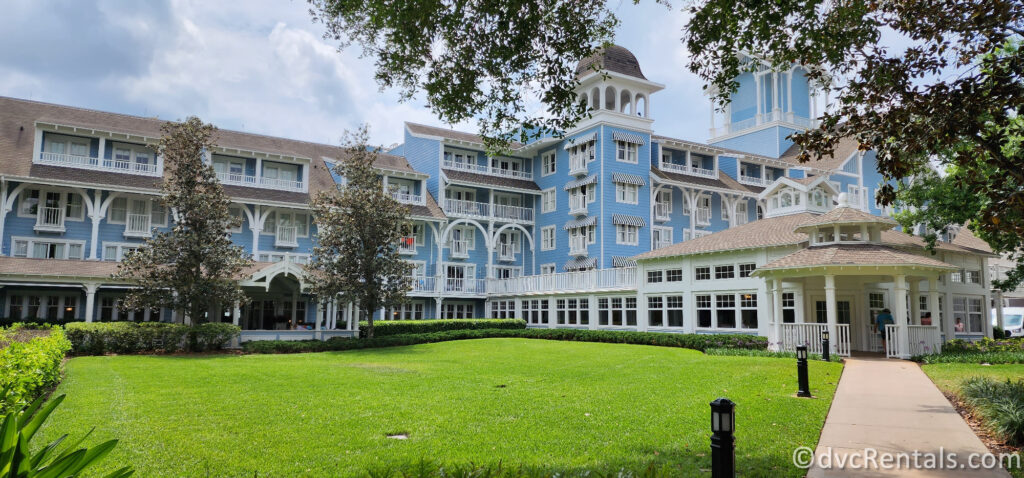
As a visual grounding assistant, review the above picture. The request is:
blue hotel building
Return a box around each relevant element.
[0,47,910,342]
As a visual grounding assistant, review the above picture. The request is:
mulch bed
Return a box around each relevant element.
[942,389,1021,458]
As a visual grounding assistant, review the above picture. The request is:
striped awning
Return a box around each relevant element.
[564,257,597,271]
[562,132,598,150]
[612,214,646,227]
[612,256,637,268]
[563,215,597,230]
[612,132,645,145]
[563,174,598,191]
[611,173,646,186]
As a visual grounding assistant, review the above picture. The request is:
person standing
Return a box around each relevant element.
[876,308,894,352]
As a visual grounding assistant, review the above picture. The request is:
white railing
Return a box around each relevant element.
[390,191,424,205]
[408,276,435,293]
[569,158,587,176]
[38,152,161,177]
[442,159,532,180]
[493,204,533,222]
[654,203,671,221]
[276,225,298,248]
[569,195,587,215]
[569,236,587,256]
[488,267,638,296]
[216,172,257,186]
[444,199,489,218]
[124,213,152,238]
[886,324,943,358]
[34,206,64,231]
[654,239,671,250]
[260,177,304,192]
[695,208,711,226]
[779,323,851,357]
[659,161,717,179]
[450,240,469,259]
[398,238,417,255]
[445,277,487,294]
[498,243,515,261]
[738,175,772,187]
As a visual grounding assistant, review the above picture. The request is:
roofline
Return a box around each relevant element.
[576,70,666,92]
[650,170,760,199]
[752,262,958,277]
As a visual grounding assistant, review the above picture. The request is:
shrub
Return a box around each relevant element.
[0,325,71,414]
[0,317,83,328]
[359,319,526,337]
[704,347,842,362]
[243,328,768,354]
[65,322,240,355]
[914,337,1024,363]
[960,376,1024,446]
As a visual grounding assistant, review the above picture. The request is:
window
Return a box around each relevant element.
[103,243,140,261]
[616,141,638,164]
[815,300,828,324]
[869,292,885,309]
[542,152,556,176]
[716,294,737,328]
[666,295,684,327]
[738,263,756,278]
[965,270,981,284]
[8,295,22,320]
[782,292,796,323]
[11,237,85,260]
[541,188,556,213]
[740,293,758,329]
[19,190,39,216]
[490,300,513,319]
[615,183,639,204]
[7,294,78,320]
[647,270,663,283]
[393,303,424,320]
[228,206,245,233]
[655,190,672,213]
[442,302,475,319]
[541,226,556,251]
[524,299,549,325]
[65,194,83,220]
[648,296,663,326]
[714,264,735,279]
[734,202,748,225]
[696,295,712,328]
[953,296,984,333]
[648,295,684,328]
[555,298,589,326]
[107,197,164,226]
[652,227,672,249]
[666,269,683,282]
[695,266,711,281]
[540,263,556,275]
[150,202,167,227]
[597,296,636,327]
[109,197,127,223]
[263,211,309,237]
[951,270,963,283]
[615,225,639,245]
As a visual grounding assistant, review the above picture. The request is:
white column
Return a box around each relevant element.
[894,274,910,359]
[250,205,261,256]
[824,275,838,356]
[232,301,241,326]
[909,279,920,325]
[772,279,784,351]
[291,291,298,326]
[928,277,941,331]
[996,290,1005,332]
[688,190,698,240]
[83,283,98,323]
[0,182,8,256]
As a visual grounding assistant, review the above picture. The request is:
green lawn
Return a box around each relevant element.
[922,363,1024,395]
[39,338,842,477]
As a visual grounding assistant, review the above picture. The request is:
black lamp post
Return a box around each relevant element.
[796,345,811,397]
[821,330,831,362]
[710,398,735,478]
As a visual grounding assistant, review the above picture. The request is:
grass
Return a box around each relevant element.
[38,338,842,477]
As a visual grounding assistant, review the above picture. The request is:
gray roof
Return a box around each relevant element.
[442,168,540,192]
[576,45,647,80]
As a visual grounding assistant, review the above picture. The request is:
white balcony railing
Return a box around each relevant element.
[569,158,587,176]
[216,172,257,187]
[659,161,717,179]
[260,177,305,192]
[445,277,487,294]
[569,235,588,256]
[779,323,851,357]
[487,267,638,296]
[408,276,435,293]
[654,203,671,221]
[654,239,671,250]
[442,159,532,181]
[569,195,587,216]
[276,225,298,248]
[215,171,305,192]
[390,191,424,205]
[493,204,533,222]
[695,208,711,226]
[398,237,417,255]
[738,175,773,187]
[34,206,65,232]
[444,199,489,219]
[498,243,515,262]
[38,152,161,177]
[124,213,152,238]
[450,240,469,259]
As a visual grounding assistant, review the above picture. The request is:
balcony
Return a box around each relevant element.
[444,198,533,223]
[738,174,773,187]
[569,235,588,257]
[124,213,152,239]
[654,239,671,250]
[450,240,469,259]
[487,267,638,296]
[33,207,65,233]
[215,172,304,193]
[569,157,587,176]
[442,159,532,181]
[390,191,424,205]
[659,161,717,179]
[709,111,819,137]
[38,152,161,177]
[408,276,436,294]
[398,237,417,255]
[275,225,298,248]
[695,208,712,226]
[498,243,516,262]
[493,204,533,222]
[654,203,671,222]
[569,195,587,216]
[445,277,487,295]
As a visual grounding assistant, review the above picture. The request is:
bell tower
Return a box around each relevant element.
[571,45,665,133]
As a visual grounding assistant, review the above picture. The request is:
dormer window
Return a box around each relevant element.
[38,131,161,177]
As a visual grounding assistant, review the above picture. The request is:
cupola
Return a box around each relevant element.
[573,45,664,131]
[794,193,898,245]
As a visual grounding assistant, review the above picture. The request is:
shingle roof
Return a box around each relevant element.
[442,168,540,191]
[0,96,422,206]
[951,226,993,254]
[405,122,524,149]
[0,256,275,281]
[634,213,816,260]
[795,207,897,231]
[651,167,761,195]
[409,192,446,220]
[757,244,958,271]
[575,45,647,80]
[778,135,864,172]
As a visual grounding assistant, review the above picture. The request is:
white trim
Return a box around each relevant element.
[11,235,87,260]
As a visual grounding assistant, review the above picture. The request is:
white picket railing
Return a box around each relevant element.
[654,203,671,221]
[738,175,772,187]
[444,199,489,219]
[779,323,851,357]
[569,157,587,176]
[445,277,487,294]
[493,203,533,222]
[886,324,942,358]
[408,276,435,293]
[216,172,257,186]
[569,235,587,256]
[260,177,304,192]
[695,208,711,226]
[450,240,469,259]
[569,195,588,215]
[124,213,152,238]
[34,206,65,231]
[488,267,638,296]
[659,161,717,179]
[398,237,417,255]
[442,159,532,180]
[654,239,672,250]
[275,225,298,248]
[39,152,161,176]
[390,191,424,205]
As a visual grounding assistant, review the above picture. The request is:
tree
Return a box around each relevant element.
[310,0,1024,289]
[307,128,414,338]
[114,118,254,323]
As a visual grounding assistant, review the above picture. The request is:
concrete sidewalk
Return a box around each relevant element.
[807,357,1011,477]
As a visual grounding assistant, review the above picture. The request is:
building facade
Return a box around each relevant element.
[0,45,995,351]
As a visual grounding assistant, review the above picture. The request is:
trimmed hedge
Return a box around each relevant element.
[359,319,526,337]
[0,325,71,414]
[0,317,83,328]
[914,337,1024,363]
[242,328,768,354]
[704,347,842,362]
[65,322,241,355]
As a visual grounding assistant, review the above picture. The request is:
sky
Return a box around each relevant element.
[0,0,711,149]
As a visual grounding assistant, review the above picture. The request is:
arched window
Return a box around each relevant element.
[620,89,632,114]
[756,206,764,220]
[591,87,600,110]
[578,93,588,109]
[780,192,793,208]
[812,190,825,207]
[635,94,647,117]
[604,86,617,110]
[794,192,802,205]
